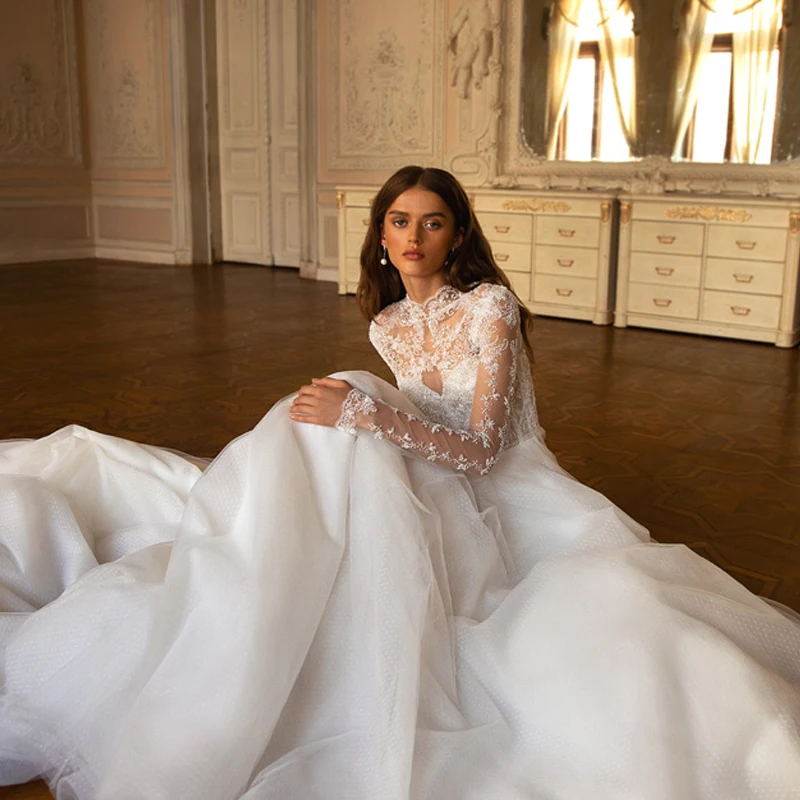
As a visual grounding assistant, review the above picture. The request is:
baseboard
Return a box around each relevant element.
[0,245,94,265]
[94,246,178,265]
[316,266,338,283]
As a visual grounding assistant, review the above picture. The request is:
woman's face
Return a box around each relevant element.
[381,186,463,282]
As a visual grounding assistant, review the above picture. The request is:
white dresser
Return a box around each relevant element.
[615,194,800,347]
[337,187,618,325]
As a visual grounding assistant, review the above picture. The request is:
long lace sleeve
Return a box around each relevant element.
[336,290,521,476]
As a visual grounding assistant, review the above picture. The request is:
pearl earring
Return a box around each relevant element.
[380,245,388,266]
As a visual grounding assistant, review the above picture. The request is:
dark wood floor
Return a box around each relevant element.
[1,259,799,798]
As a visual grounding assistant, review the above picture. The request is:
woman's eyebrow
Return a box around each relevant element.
[387,210,447,218]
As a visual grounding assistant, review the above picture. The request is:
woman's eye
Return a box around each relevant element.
[425,221,441,230]
[392,219,407,227]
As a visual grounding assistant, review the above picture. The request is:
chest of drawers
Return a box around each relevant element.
[614,195,800,347]
[337,187,618,325]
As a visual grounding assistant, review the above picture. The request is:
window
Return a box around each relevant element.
[678,0,782,164]
[554,2,636,162]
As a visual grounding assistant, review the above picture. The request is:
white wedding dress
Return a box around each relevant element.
[1,283,799,800]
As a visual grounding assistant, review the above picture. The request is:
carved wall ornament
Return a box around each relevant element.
[790,211,800,234]
[600,201,611,223]
[0,58,65,160]
[336,191,345,210]
[448,0,493,99]
[620,202,631,224]
[665,205,754,223]
[501,198,571,213]
[0,0,82,165]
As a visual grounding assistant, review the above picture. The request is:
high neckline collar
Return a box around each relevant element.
[403,283,460,310]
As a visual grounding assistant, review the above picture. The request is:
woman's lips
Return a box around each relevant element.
[403,251,423,260]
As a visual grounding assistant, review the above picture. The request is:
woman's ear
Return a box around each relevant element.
[453,230,464,249]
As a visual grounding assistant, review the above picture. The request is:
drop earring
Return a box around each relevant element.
[380,245,388,266]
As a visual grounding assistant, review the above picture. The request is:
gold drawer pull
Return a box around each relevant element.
[557,258,574,267]
[731,305,751,316]
[556,288,573,297]
[495,253,510,262]
[733,273,754,283]
[653,298,672,308]
[494,225,511,234]
[657,235,676,245]
[736,240,756,250]
[655,266,674,276]
[362,218,369,226]
[558,229,576,238]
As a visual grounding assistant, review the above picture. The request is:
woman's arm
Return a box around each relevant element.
[291,290,521,476]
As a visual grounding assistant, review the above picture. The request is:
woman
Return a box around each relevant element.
[1,166,799,799]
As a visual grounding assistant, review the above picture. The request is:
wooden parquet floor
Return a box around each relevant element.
[1,259,799,799]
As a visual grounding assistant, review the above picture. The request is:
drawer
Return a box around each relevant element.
[345,206,372,233]
[705,258,785,296]
[535,245,598,278]
[706,226,788,263]
[479,212,533,244]
[489,241,532,273]
[627,283,700,319]
[629,252,702,288]
[631,220,704,256]
[536,216,599,248]
[702,290,781,329]
[533,274,596,308]
[507,270,531,302]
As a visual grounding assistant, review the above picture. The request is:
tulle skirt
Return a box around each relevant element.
[1,372,799,799]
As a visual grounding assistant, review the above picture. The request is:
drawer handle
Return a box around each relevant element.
[557,259,574,267]
[556,288,573,297]
[494,225,511,234]
[731,305,752,316]
[655,266,674,276]
[362,218,369,226]
[733,273,754,283]
[736,240,756,250]
[656,235,676,245]
[652,298,672,308]
[495,253,510,262]
[558,229,576,238]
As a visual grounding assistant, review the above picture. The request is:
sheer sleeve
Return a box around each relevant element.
[335,290,521,476]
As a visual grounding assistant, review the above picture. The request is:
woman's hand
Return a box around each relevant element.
[290,377,353,427]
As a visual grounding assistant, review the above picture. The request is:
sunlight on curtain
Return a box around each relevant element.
[671,0,713,159]
[550,0,636,161]
[729,0,782,163]
[546,0,584,160]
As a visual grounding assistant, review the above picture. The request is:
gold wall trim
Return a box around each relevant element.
[620,202,631,224]
[789,211,800,234]
[501,199,572,214]
[336,191,345,210]
[665,206,753,223]
[600,202,611,224]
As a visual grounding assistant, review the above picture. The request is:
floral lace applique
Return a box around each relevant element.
[345,283,539,476]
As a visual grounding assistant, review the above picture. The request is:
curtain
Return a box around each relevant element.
[545,0,584,160]
[670,0,714,158]
[597,0,637,154]
[730,0,782,163]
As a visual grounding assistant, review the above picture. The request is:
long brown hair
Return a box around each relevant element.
[356,165,534,359]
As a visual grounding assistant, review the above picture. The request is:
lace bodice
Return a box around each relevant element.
[337,283,540,475]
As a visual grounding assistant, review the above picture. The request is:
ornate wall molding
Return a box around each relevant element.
[0,0,83,166]
[85,0,167,169]
[321,0,445,173]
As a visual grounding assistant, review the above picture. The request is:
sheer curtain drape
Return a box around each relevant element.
[670,0,713,158]
[545,0,584,159]
[731,0,782,162]
[597,0,637,154]
[545,0,637,160]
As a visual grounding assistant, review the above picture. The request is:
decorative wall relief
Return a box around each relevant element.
[448,0,493,99]
[85,0,166,168]
[324,0,445,171]
[0,0,82,165]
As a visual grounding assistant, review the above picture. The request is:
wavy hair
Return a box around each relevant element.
[356,165,534,359]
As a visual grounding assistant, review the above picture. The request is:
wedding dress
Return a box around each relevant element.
[1,282,799,800]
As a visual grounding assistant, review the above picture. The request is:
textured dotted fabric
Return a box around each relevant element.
[0,373,799,799]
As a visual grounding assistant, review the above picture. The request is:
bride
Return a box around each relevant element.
[1,165,799,800]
